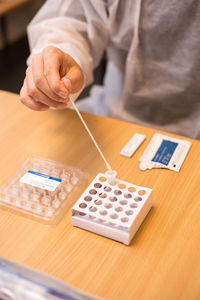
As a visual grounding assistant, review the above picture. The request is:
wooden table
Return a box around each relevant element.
[0,90,200,300]
[0,0,31,16]
[0,0,32,46]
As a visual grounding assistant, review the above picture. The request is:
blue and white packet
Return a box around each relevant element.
[139,133,192,172]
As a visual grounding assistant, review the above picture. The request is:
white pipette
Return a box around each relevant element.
[69,98,112,171]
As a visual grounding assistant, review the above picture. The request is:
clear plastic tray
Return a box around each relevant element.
[0,157,88,224]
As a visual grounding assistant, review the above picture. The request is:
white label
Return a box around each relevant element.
[120,133,146,158]
[20,170,62,191]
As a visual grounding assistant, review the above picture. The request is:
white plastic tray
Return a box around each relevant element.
[72,173,152,245]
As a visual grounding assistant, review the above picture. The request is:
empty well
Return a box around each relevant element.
[72,172,152,245]
[0,157,88,224]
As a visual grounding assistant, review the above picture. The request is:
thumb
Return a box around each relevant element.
[62,65,84,94]
[62,77,72,93]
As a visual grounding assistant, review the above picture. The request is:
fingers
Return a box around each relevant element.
[32,53,67,103]
[64,64,84,93]
[20,79,49,111]
[62,77,72,93]
[42,46,70,99]
[25,67,68,109]
[20,46,84,111]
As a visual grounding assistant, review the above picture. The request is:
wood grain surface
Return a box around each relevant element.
[0,90,200,300]
[0,0,30,16]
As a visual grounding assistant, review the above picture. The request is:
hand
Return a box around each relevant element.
[20,46,84,111]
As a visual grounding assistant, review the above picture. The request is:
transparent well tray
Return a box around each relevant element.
[0,157,88,224]
[72,173,152,245]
